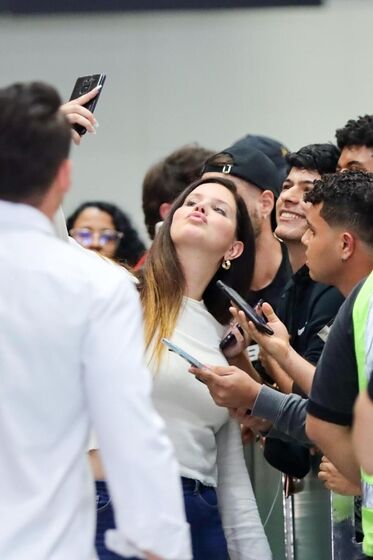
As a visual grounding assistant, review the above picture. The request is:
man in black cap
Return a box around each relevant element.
[234,134,290,185]
[202,140,291,311]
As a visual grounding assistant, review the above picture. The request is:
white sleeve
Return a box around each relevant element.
[82,273,192,560]
[215,418,272,560]
[53,206,69,241]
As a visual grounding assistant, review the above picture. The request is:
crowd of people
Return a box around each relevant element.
[1,79,373,560]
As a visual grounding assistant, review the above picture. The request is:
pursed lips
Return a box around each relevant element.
[188,211,207,224]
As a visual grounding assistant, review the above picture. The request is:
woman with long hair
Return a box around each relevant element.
[137,176,271,559]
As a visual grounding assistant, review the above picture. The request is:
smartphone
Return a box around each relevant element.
[216,280,274,336]
[219,324,244,350]
[69,73,106,136]
[162,338,206,371]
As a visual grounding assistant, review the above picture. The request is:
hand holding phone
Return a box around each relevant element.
[68,73,106,136]
[216,280,274,336]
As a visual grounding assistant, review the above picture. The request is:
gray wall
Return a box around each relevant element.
[0,0,371,242]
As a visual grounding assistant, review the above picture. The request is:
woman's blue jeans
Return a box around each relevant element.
[181,477,229,560]
[95,481,139,560]
[95,477,228,560]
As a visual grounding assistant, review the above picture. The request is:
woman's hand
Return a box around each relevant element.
[60,87,100,145]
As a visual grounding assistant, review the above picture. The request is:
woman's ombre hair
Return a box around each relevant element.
[137,176,255,365]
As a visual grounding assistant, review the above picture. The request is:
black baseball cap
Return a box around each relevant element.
[203,139,283,197]
[240,134,290,184]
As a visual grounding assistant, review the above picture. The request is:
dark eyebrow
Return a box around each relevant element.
[346,160,363,167]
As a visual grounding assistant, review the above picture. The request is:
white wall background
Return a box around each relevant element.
[0,0,371,242]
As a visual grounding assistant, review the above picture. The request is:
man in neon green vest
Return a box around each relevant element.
[353,319,373,477]
[351,271,373,556]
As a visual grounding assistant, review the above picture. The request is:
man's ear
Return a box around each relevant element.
[258,190,275,219]
[225,240,244,262]
[341,231,355,261]
[159,202,172,220]
[55,159,72,196]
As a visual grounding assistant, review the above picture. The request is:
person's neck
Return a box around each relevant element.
[336,254,373,297]
[36,193,61,221]
[251,227,283,291]
[177,247,219,301]
[285,240,306,274]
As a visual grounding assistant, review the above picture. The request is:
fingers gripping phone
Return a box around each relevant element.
[216,280,274,336]
[69,73,106,136]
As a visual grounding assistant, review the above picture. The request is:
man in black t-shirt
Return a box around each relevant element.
[306,172,373,487]
[260,143,343,395]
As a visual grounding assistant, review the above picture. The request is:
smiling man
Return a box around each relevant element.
[262,143,344,395]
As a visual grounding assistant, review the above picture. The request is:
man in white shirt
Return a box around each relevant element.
[0,81,191,560]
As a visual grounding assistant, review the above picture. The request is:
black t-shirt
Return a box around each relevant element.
[247,242,292,309]
[308,282,363,427]
[276,265,345,367]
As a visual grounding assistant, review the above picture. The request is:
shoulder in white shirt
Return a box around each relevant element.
[0,201,191,560]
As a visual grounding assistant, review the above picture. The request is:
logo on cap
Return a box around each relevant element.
[222,164,232,174]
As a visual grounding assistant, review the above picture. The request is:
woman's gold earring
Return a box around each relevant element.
[222,259,231,270]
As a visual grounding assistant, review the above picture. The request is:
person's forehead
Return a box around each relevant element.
[189,182,234,204]
[285,167,320,183]
[338,145,373,167]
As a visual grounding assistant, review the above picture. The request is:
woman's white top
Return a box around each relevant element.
[150,297,272,560]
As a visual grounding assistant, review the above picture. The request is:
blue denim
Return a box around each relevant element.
[181,477,229,560]
[95,478,229,560]
[95,481,139,560]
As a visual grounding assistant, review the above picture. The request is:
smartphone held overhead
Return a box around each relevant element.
[216,280,274,336]
[69,73,106,136]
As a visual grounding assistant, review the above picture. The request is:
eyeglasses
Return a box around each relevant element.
[69,228,124,247]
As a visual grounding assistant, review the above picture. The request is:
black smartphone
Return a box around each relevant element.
[69,73,106,136]
[219,324,244,350]
[216,280,274,336]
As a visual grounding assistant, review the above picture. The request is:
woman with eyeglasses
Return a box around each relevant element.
[67,201,146,267]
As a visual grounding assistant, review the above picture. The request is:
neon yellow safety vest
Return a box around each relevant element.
[353,270,373,557]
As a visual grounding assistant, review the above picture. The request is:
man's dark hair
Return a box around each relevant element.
[286,143,340,176]
[0,82,71,204]
[304,170,373,246]
[335,115,373,150]
[142,143,214,239]
[67,201,146,267]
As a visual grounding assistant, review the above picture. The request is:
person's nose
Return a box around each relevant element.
[280,185,299,205]
[87,232,103,250]
[301,228,310,246]
[193,202,206,213]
